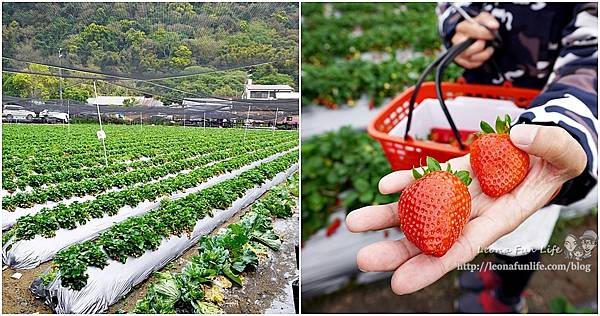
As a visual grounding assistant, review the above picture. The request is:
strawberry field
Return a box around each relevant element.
[2,123,299,313]
[301,2,463,109]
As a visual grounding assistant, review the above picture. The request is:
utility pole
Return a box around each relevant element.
[243,105,251,143]
[93,81,109,166]
[58,49,63,106]
[272,107,279,132]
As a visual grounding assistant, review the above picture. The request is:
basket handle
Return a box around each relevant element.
[434,38,476,150]
[404,39,475,151]
[403,50,448,140]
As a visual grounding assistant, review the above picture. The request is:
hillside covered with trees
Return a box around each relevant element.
[2,2,299,102]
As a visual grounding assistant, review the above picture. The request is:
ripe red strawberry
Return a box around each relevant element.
[398,157,472,257]
[470,115,530,197]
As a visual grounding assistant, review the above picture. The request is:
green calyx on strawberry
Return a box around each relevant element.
[412,156,472,187]
[399,157,472,257]
[470,115,530,197]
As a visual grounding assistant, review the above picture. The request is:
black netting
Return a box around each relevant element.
[2,2,299,124]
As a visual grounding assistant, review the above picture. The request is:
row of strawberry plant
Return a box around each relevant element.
[3,125,279,177]
[2,131,250,177]
[42,151,298,291]
[2,137,295,209]
[3,134,294,192]
[2,124,212,154]
[132,173,298,313]
[302,56,463,108]
[4,142,298,243]
[301,127,398,240]
[2,126,194,158]
[302,3,440,65]
[3,132,283,192]
[3,131,189,164]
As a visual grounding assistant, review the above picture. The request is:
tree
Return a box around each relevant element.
[62,86,92,102]
[3,64,58,99]
[122,97,141,107]
[171,45,192,69]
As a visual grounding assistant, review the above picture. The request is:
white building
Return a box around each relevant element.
[86,96,163,107]
[242,79,294,100]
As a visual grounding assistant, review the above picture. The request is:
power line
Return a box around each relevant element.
[2,68,110,80]
[2,56,275,106]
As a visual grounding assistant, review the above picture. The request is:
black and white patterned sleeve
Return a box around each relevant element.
[516,3,598,205]
[436,2,482,49]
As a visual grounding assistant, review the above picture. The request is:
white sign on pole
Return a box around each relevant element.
[96,130,106,140]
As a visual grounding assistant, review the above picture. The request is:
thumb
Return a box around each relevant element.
[510,124,587,179]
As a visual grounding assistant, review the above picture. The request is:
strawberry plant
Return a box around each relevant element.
[133,173,298,313]
[301,126,398,240]
[41,151,298,291]
[7,141,297,242]
[301,2,464,109]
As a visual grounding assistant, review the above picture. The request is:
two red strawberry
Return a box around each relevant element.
[398,116,529,257]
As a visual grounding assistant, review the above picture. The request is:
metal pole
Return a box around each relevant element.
[243,105,251,142]
[58,49,64,125]
[273,107,279,132]
[93,81,109,166]
[203,112,206,130]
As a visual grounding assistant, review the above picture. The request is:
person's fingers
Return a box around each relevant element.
[474,12,500,30]
[379,169,413,194]
[451,32,468,46]
[390,213,505,295]
[454,57,483,69]
[455,18,496,41]
[357,238,421,272]
[468,46,494,62]
[510,124,587,179]
[461,40,486,58]
[346,202,399,232]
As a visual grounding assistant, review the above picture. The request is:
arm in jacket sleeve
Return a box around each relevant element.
[516,3,598,205]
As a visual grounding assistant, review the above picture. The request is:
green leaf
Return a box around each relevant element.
[223,264,242,286]
[426,156,441,171]
[480,121,495,134]
[412,168,422,180]
[495,116,504,134]
[454,170,472,186]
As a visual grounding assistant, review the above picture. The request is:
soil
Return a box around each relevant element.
[3,199,299,314]
[302,215,598,313]
[2,262,53,314]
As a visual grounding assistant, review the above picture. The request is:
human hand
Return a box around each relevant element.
[346,124,587,295]
[451,12,499,69]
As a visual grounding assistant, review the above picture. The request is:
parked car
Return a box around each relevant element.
[2,104,36,121]
[39,109,69,123]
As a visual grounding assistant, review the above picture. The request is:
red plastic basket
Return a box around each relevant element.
[367,79,541,171]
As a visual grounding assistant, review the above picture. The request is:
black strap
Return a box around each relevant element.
[403,39,475,150]
[435,38,476,150]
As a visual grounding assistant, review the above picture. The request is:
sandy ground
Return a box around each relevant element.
[302,215,598,313]
[3,199,299,314]
[2,262,53,314]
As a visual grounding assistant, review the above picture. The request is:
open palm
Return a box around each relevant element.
[346,124,587,295]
